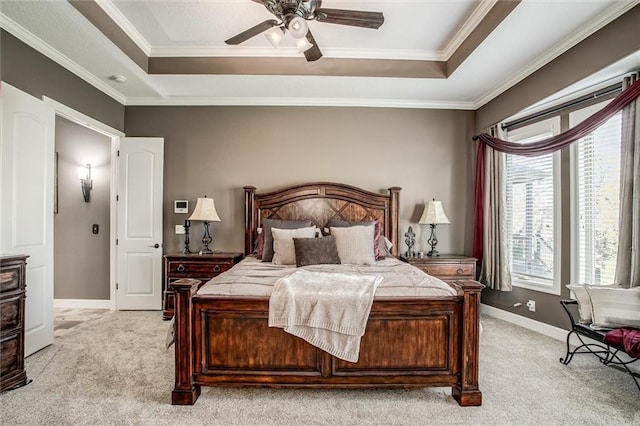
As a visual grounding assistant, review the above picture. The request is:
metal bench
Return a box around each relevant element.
[560,299,640,392]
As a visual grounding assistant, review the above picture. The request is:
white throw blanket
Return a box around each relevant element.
[268,269,383,363]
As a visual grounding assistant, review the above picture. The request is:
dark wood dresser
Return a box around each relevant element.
[401,254,477,281]
[1,254,29,392]
[163,252,243,319]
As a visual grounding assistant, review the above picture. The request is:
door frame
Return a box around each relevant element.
[43,97,124,310]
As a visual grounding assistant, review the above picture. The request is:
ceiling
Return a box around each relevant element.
[1,0,639,110]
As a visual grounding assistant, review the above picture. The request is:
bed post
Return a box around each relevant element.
[452,279,484,406]
[388,187,401,257]
[171,278,201,405]
[244,186,257,256]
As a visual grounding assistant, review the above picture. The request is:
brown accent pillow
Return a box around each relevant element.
[293,236,341,267]
[262,219,313,262]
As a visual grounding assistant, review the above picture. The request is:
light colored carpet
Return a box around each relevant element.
[1,312,638,425]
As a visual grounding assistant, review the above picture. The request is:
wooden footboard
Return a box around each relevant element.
[171,278,483,406]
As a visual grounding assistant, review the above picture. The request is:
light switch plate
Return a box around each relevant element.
[175,225,185,234]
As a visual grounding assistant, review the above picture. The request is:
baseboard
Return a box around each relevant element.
[481,303,569,342]
[54,299,112,309]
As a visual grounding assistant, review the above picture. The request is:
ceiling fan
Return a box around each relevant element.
[225,0,384,62]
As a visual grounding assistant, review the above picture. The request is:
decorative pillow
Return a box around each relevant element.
[330,225,376,265]
[262,219,313,262]
[566,284,595,324]
[271,227,317,265]
[585,285,640,329]
[566,283,619,324]
[254,229,265,259]
[379,236,393,258]
[293,235,341,267]
[327,219,383,259]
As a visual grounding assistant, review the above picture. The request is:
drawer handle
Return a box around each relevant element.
[213,265,221,272]
[457,268,464,275]
[177,264,185,272]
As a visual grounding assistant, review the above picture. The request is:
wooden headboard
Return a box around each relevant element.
[244,183,401,257]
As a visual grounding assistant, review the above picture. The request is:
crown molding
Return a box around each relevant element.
[473,0,640,109]
[0,12,127,105]
[441,0,497,60]
[124,96,477,110]
[95,0,152,56]
[150,45,444,61]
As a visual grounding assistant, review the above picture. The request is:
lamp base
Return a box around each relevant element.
[200,221,214,255]
[427,224,440,257]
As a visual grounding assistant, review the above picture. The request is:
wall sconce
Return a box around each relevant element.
[77,164,92,202]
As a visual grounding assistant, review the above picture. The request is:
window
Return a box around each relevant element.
[505,118,561,294]
[571,103,622,285]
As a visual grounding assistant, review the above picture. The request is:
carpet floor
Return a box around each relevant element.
[1,311,638,425]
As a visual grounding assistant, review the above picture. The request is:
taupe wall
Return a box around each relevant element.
[54,117,111,300]
[0,30,125,132]
[474,4,640,329]
[124,106,476,256]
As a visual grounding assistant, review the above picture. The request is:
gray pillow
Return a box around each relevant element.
[262,219,313,262]
[293,235,341,267]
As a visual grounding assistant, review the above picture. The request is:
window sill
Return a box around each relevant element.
[512,277,561,295]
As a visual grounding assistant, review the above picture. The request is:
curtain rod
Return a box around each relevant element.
[500,83,622,131]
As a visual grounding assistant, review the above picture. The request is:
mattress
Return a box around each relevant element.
[197,256,457,298]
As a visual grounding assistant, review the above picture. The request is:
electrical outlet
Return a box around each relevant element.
[526,300,536,312]
[175,225,185,235]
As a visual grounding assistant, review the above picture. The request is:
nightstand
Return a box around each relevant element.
[163,252,243,319]
[401,255,476,281]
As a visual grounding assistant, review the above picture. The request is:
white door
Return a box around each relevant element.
[1,83,55,356]
[116,137,164,310]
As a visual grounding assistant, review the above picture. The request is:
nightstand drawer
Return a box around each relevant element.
[0,266,22,293]
[401,255,476,282]
[421,263,474,279]
[167,260,233,277]
[0,296,22,332]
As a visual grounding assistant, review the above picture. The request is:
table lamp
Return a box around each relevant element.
[188,196,221,254]
[418,199,450,257]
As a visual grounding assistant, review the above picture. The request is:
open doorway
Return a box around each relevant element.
[54,116,111,308]
[44,97,124,319]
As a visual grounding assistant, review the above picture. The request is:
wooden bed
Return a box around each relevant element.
[171,182,483,407]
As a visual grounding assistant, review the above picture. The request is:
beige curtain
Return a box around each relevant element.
[480,125,512,291]
[615,72,640,288]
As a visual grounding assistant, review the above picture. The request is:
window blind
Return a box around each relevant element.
[506,141,555,282]
[571,107,622,285]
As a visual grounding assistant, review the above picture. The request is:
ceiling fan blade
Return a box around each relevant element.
[315,8,384,29]
[225,19,279,45]
[303,30,322,62]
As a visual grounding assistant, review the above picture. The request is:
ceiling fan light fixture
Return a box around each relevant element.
[295,36,313,53]
[264,26,285,47]
[288,16,308,39]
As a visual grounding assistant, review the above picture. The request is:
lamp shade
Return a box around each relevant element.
[288,16,309,39]
[418,200,450,225]
[265,26,285,47]
[188,197,221,222]
[295,36,313,53]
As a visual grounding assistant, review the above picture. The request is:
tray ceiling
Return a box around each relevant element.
[0,0,638,109]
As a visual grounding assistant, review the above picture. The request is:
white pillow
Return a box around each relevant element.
[330,225,376,265]
[585,285,640,329]
[271,227,317,265]
[565,283,618,324]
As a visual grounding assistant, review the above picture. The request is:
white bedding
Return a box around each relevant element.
[197,256,457,298]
